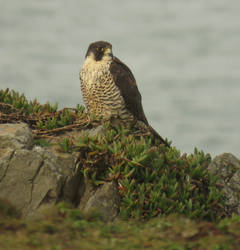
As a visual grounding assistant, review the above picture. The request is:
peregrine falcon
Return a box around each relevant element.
[80,41,169,146]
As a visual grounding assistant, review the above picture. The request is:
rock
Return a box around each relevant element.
[0,123,81,217]
[0,148,14,182]
[0,123,121,221]
[0,147,74,217]
[79,179,121,222]
[208,153,240,216]
[0,123,33,150]
[86,125,106,138]
[56,125,107,142]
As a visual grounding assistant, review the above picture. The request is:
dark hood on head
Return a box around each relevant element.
[85,41,112,61]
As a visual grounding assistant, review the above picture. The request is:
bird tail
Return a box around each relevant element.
[149,125,170,147]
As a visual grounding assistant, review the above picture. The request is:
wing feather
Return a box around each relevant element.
[109,57,149,125]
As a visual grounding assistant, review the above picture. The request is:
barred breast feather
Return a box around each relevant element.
[80,56,134,121]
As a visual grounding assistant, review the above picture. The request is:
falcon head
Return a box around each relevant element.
[85,41,113,61]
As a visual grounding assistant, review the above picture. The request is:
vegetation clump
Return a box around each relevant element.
[66,125,223,221]
[0,198,20,219]
[0,88,89,137]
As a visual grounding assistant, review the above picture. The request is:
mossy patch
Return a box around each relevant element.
[0,198,20,219]
[0,203,239,250]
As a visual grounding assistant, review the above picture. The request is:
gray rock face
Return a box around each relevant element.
[208,153,240,216]
[0,123,33,150]
[0,145,76,217]
[79,179,120,222]
[0,123,120,221]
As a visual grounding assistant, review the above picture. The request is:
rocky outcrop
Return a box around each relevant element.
[1,123,240,220]
[0,123,120,221]
[208,153,240,216]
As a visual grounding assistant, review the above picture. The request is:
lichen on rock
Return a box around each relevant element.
[208,153,240,216]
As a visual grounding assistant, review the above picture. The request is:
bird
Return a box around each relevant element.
[79,41,169,146]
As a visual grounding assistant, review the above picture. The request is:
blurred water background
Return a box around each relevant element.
[0,0,239,157]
